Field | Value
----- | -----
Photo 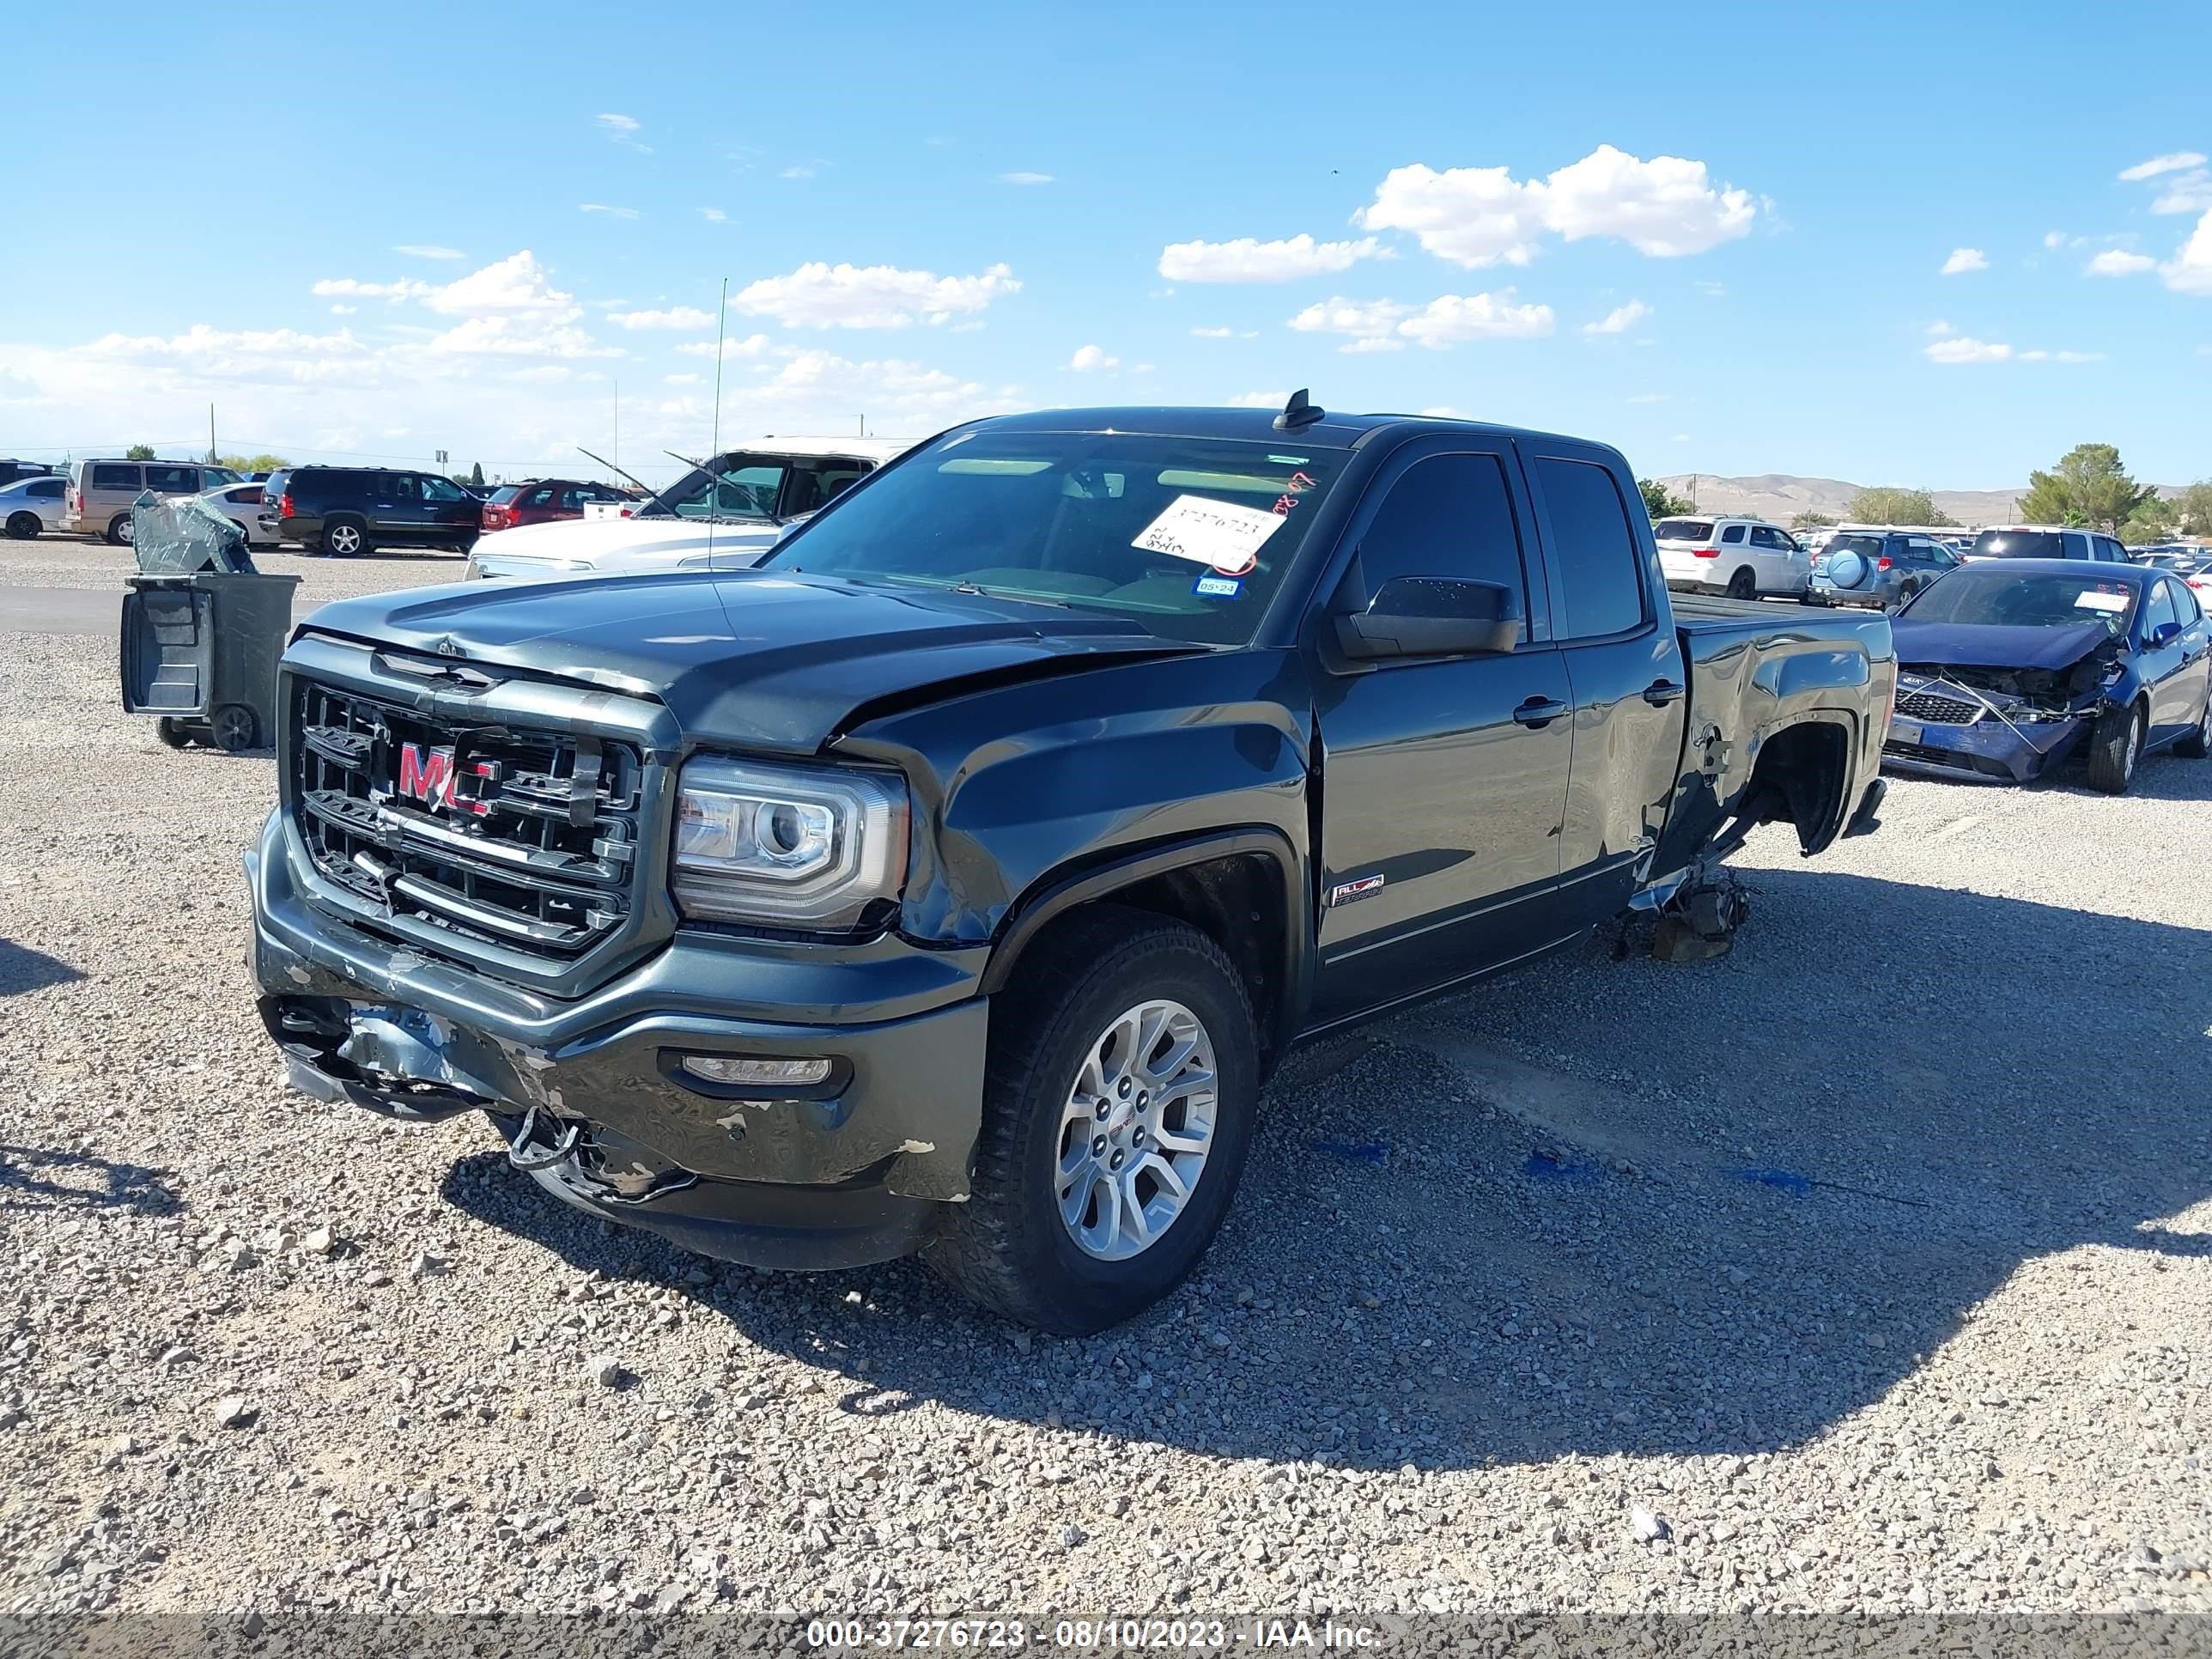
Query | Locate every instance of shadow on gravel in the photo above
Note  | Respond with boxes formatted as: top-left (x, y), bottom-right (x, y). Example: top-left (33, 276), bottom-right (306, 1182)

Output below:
top-left (0, 1144), bottom-right (183, 1217)
top-left (0, 939), bottom-right (83, 999)
top-left (443, 871), bottom-right (2212, 1474)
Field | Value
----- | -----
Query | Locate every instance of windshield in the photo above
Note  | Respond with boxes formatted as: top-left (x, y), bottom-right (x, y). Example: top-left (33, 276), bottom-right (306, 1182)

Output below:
top-left (759, 430), bottom-right (1352, 646)
top-left (1902, 571), bottom-right (2137, 635)
top-left (1971, 529), bottom-right (2066, 559)
top-left (1651, 519), bottom-right (1713, 542)
top-left (488, 485), bottom-right (525, 506)
top-left (641, 453), bottom-right (792, 522)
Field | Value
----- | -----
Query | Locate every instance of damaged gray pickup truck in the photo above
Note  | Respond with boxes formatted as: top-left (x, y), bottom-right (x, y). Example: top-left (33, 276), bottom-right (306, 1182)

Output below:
top-left (248, 402), bottom-right (1894, 1333)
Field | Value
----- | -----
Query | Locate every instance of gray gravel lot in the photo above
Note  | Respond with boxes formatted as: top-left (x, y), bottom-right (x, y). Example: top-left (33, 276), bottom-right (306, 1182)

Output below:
top-left (1, 603), bottom-right (2207, 1624)
top-left (0, 535), bottom-right (470, 605)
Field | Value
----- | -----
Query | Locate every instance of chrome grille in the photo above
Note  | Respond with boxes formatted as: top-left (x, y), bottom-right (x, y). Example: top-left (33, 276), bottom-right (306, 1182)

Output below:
top-left (289, 679), bottom-right (642, 965)
top-left (1896, 689), bottom-right (1984, 726)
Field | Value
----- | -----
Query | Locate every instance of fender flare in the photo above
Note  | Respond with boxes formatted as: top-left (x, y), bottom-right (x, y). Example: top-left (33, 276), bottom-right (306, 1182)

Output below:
top-left (981, 827), bottom-right (1312, 1054)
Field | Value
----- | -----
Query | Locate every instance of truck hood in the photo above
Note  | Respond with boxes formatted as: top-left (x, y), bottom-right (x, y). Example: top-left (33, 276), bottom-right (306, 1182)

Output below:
top-left (474, 514), bottom-right (781, 570)
top-left (299, 569), bottom-right (1202, 753)
top-left (1890, 619), bottom-right (2113, 673)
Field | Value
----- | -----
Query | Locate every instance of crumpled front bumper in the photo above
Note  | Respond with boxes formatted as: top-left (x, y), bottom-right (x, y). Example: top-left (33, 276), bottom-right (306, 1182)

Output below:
top-left (1881, 711), bottom-right (2088, 783)
top-left (246, 810), bottom-right (990, 1269)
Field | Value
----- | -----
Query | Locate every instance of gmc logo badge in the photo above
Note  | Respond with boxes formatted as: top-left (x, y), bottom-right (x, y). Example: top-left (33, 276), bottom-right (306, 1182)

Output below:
top-left (397, 743), bottom-right (494, 817)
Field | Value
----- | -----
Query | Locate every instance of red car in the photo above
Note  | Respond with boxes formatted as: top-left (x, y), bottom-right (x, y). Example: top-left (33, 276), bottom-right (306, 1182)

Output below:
top-left (479, 478), bottom-right (634, 533)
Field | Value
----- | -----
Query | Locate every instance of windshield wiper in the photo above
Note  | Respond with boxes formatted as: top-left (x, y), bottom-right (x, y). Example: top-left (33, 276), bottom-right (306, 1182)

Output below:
top-left (576, 445), bottom-right (686, 521)
top-left (663, 449), bottom-right (781, 526)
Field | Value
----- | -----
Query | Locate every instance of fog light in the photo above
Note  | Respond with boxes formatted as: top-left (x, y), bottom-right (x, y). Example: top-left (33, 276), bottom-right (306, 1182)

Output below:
top-left (678, 1055), bottom-right (831, 1087)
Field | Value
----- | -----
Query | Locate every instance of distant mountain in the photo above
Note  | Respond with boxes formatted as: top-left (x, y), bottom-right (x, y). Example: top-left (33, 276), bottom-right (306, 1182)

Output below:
top-left (1652, 473), bottom-right (2037, 526)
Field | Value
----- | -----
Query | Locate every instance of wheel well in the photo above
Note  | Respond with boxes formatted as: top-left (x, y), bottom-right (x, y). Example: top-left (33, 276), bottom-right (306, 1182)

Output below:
top-left (1737, 720), bottom-right (1850, 853)
top-left (1014, 853), bottom-right (1289, 1070)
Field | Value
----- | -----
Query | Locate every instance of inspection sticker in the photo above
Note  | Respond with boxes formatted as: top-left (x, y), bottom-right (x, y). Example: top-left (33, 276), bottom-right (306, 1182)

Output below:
top-left (1192, 574), bottom-right (1243, 599)
top-left (1132, 494), bottom-right (1285, 576)
top-left (2075, 589), bottom-right (2130, 613)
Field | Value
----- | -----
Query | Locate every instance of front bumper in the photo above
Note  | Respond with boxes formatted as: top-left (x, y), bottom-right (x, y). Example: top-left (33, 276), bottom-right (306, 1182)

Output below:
top-left (246, 811), bottom-right (991, 1270)
top-left (1881, 713), bottom-right (2087, 783)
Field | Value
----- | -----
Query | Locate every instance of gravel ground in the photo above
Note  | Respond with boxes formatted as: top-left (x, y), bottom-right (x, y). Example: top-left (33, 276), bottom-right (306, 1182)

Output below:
top-left (0, 534), bottom-right (468, 604)
top-left (1, 621), bottom-right (2207, 1626)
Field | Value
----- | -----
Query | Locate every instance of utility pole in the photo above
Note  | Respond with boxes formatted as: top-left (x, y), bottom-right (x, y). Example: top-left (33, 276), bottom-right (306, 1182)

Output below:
top-left (208, 403), bottom-right (217, 465)
top-left (612, 379), bottom-right (619, 477)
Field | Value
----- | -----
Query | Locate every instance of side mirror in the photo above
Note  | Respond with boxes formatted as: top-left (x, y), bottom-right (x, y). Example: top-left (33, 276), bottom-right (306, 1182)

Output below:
top-left (1334, 575), bottom-right (1522, 661)
top-left (2150, 620), bottom-right (2183, 647)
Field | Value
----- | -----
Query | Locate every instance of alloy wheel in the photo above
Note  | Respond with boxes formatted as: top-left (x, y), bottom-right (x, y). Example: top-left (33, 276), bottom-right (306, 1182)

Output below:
top-left (1054, 998), bottom-right (1218, 1261)
top-left (327, 523), bottom-right (362, 556)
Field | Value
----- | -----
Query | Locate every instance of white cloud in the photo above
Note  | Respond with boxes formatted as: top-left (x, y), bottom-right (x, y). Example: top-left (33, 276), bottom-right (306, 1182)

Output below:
top-left (1924, 319), bottom-right (1954, 337)
top-left (308, 252), bottom-right (617, 361)
top-left (394, 245), bottom-right (464, 261)
top-left (739, 347), bottom-right (1024, 425)
top-left (1188, 325), bottom-right (1258, 338)
top-left (731, 261), bottom-right (1020, 328)
top-left (579, 203), bottom-right (641, 220)
top-left (1355, 145), bottom-right (1756, 268)
top-left (1939, 247), bottom-right (1989, 275)
top-left (597, 112), bottom-right (650, 153)
top-left (1000, 171), bottom-right (1054, 185)
top-left (665, 373), bottom-right (703, 386)
top-left (1289, 290), bottom-right (1553, 351)
top-left (1581, 300), bottom-right (1650, 336)
top-left (2162, 210), bottom-right (2212, 295)
top-left (780, 166), bottom-right (818, 180)
top-left (673, 332), bottom-right (774, 360)
top-left (607, 306), bottom-right (717, 331)
top-left (1068, 344), bottom-right (1119, 371)
top-left (2119, 151), bottom-right (2207, 181)
top-left (1157, 234), bottom-right (1388, 283)
top-left (312, 276), bottom-right (435, 303)
top-left (2042, 230), bottom-right (2069, 249)
top-left (328, 304), bottom-right (357, 316)
top-left (1925, 336), bottom-right (2012, 363)
top-left (421, 252), bottom-right (582, 319)
top-left (2152, 171), bottom-right (2212, 216)
top-left (698, 207), bottom-right (728, 222)
top-left (1224, 390), bottom-right (1291, 409)
top-left (2087, 249), bottom-right (2157, 276)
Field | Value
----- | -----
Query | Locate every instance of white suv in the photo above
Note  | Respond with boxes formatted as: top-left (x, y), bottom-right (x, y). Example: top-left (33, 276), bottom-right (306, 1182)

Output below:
top-left (1651, 515), bottom-right (1809, 599)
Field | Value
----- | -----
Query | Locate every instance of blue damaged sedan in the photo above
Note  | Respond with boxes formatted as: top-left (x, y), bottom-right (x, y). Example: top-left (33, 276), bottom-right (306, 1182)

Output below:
top-left (1882, 558), bottom-right (2212, 793)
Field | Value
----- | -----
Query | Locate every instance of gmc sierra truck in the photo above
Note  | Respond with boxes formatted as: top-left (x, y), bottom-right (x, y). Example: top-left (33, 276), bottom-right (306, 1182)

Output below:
top-left (246, 401), bottom-right (1894, 1334)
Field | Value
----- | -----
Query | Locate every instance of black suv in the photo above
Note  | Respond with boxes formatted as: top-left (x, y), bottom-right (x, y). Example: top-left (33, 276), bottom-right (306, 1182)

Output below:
top-left (261, 466), bottom-right (480, 557)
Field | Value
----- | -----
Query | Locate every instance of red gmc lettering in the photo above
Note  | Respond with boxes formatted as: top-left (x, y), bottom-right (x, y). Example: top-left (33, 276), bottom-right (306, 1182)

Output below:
top-left (397, 744), bottom-right (493, 816)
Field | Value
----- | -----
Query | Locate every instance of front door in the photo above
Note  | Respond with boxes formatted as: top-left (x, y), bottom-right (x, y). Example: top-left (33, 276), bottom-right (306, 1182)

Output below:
top-left (1310, 443), bottom-right (1573, 1025)
top-left (2142, 578), bottom-right (2208, 743)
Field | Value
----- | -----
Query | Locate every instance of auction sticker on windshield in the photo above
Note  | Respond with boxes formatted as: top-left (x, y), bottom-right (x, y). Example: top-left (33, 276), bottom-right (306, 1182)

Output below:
top-left (2075, 590), bottom-right (2130, 613)
top-left (1132, 494), bottom-right (1286, 576)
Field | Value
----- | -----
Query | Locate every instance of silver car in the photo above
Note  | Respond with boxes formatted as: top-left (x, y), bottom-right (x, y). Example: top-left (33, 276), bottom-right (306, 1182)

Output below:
top-left (1, 473), bottom-right (67, 539)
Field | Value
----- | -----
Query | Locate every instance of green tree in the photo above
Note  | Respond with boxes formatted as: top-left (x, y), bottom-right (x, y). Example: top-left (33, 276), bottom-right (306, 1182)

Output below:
top-left (124, 443), bottom-right (156, 461)
top-left (2173, 480), bottom-right (2212, 537)
top-left (2017, 443), bottom-right (2154, 533)
top-left (468, 461), bottom-right (485, 489)
top-left (1790, 511), bottom-right (1836, 529)
top-left (1638, 478), bottom-right (1694, 518)
top-left (2121, 497), bottom-right (2179, 545)
top-left (1849, 486), bottom-right (1955, 526)
top-left (218, 453), bottom-right (290, 474)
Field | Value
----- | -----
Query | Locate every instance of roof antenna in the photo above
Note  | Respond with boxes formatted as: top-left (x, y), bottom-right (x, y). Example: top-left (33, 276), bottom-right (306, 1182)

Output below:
top-left (1273, 388), bottom-right (1324, 432)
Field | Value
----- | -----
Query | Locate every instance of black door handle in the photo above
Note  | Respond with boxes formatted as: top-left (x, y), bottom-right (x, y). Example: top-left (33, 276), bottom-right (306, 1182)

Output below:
top-left (1643, 679), bottom-right (1686, 707)
top-left (1512, 696), bottom-right (1568, 728)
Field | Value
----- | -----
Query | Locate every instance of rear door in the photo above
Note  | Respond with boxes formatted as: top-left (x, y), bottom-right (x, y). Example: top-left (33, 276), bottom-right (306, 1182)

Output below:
top-left (418, 473), bottom-right (474, 538)
top-left (1520, 442), bottom-right (1692, 931)
top-left (1310, 439), bottom-right (1573, 1024)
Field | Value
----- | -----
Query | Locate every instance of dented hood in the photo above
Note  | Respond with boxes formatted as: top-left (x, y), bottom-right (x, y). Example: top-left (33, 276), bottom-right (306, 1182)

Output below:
top-left (298, 569), bottom-right (1199, 753)
top-left (1890, 619), bottom-right (2112, 674)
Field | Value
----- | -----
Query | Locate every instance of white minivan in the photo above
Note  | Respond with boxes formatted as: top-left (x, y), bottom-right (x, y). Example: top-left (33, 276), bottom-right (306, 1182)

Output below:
top-left (1652, 515), bottom-right (1809, 600)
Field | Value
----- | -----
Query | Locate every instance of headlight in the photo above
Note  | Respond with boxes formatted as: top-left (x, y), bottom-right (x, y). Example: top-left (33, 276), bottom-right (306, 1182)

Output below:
top-left (672, 757), bottom-right (908, 930)
top-left (463, 556), bottom-right (485, 580)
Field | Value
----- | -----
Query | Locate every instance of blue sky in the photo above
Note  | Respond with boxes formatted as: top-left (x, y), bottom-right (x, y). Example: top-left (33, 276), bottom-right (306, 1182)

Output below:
top-left (3, 0), bottom-right (2207, 487)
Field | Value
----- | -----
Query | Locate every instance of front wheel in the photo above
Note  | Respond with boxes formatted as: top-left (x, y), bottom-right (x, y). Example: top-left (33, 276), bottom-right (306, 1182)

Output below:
top-left (6, 512), bottom-right (39, 540)
top-left (108, 514), bottom-right (136, 546)
top-left (927, 908), bottom-right (1259, 1334)
top-left (2086, 701), bottom-right (2143, 794)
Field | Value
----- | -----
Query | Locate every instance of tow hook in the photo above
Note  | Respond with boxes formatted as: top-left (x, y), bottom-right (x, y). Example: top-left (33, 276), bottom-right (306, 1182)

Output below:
top-left (506, 1103), bottom-right (583, 1171)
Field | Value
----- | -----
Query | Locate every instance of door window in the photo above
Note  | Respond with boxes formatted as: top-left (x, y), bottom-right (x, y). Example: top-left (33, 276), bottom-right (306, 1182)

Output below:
top-left (421, 476), bottom-right (466, 502)
top-left (2060, 532), bottom-right (2089, 558)
top-left (1721, 524), bottom-right (1747, 544)
top-left (1352, 453), bottom-right (1529, 617)
top-left (1750, 526), bottom-right (1791, 551)
top-left (143, 465), bottom-right (195, 494)
top-left (2142, 581), bottom-right (2179, 636)
top-left (1533, 458), bottom-right (1647, 639)
top-left (90, 464), bottom-right (138, 490)
top-left (2172, 578), bottom-right (2204, 624)
top-left (29, 479), bottom-right (62, 498)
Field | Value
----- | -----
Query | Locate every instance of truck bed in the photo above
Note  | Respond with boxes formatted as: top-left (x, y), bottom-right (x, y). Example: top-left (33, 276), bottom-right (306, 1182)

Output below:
top-left (1652, 595), bottom-right (1895, 875)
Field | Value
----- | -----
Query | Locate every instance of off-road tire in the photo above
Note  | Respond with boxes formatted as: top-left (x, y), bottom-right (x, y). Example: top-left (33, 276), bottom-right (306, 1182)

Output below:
top-left (2086, 700), bottom-right (2143, 795)
top-left (926, 906), bottom-right (1260, 1334)
top-left (2176, 684), bottom-right (2212, 759)
top-left (1726, 568), bottom-right (1758, 600)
